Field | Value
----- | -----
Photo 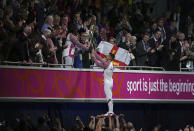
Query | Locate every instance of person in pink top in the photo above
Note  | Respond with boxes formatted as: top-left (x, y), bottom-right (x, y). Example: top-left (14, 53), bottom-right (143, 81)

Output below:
top-left (62, 25), bottom-right (91, 68)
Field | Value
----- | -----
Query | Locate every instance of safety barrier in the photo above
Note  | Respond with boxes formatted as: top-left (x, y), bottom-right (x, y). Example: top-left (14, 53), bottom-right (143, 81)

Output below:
top-left (0, 65), bottom-right (194, 103)
top-left (0, 61), bottom-right (193, 72)
top-left (0, 61), bottom-right (73, 67)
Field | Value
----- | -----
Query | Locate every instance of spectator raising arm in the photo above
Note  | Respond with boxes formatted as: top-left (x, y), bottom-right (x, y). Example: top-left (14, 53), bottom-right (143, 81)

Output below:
top-left (115, 115), bottom-right (120, 130)
top-left (108, 113), bottom-right (113, 130)
top-left (88, 116), bottom-right (95, 130)
top-left (119, 114), bottom-right (127, 130)
top-left (56, 118), bottom-right (62, 131)
top-left (76, 116), bottom-right (85, 130)
top-left (96, 115), bottom-right (105, 131)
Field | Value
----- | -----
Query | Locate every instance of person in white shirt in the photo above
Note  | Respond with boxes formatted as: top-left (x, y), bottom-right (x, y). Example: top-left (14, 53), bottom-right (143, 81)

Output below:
top-left (62, 25), bottom-right (90, 68)
top-left (91, 49), bottom-right (115, 116)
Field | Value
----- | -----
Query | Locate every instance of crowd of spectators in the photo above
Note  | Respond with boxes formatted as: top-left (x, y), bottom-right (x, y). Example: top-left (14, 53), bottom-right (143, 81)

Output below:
top-left (0, 113), bottom-right (193, 131)
top-left (0, 0), bottom-right (194, 71)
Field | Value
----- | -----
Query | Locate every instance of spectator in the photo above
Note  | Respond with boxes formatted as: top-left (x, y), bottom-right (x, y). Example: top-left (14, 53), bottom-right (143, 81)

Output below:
top-left (28, 32), bottom-right (44, 63)
top-left (152, 125), bottom-right (160, 131)
top-left (116, 27), bottom-right (129, 46)
top-left (167, 34), bottom-right (181, 71)
top-left (180, 40), bottom-right (190, 68)
top-left (34, 0), bottom-right (45, 31)
top-left (73, 34), bottom-right (83, 68)
top-left (91, 15), bottom-right (97, 26)
top-left (41, 15), bottom-right (53, 33)
top-left (81, 17), bottom-right (90, 34)
top-left (0, 0), bottom-right (193, 71)
top-left (40, 29), bottom-right (54, 64)
top-left (73, 11), bottom-right (82, 30)
top-left (60, 15), bottom-right (69, 40)
top-left (0, 18), bottom-right (8, 60)
top-left (10, 26), bottom-right (32, 63)
top-left (127, 122), bottom-right (135, 131)
top-left (80, 31), bottom-right (92, 68)
top-left (62, 24), bottom-right (77, 68)
top-left (189, 42), bottom-right (194, 69)
top-left (0, 112), bottom-right (193, 131)
top-left (118, 33), bottom-right (131, 50)
top-left (131, 8), bottom-right (145, 35)
top-left (88, 24), bottom-right (98, 48)
top-left (148, 30), bottom-right (163, 67)
top-left (160, 34), bottom-right (177, 70)
top-left (106, 21), bottom-right (115, 38)
top-left (46, 33), bottom-right (58, 64)
top-left (26, 114), bottom-right (36, 131)
top-left (4, 6), bottom-right (23, 37)
top-left (62, 24), bottom-right (90, 68)
top-left (37, 116), bottom-right (50, 131)
top-left (172, 6), bottom-right (181, 31)
top-left (53, 15), bottom-right (61, 26)
top-left (51, 25), bottom-right (64, 64)
top-left (166, 21), bottom-right (178, 40)
top-left (177, 32), bottom-right (185, 58)
top-left (136, 33), bottom-right (150, 66)
top-left (190, 125), bottom-right (194, 131)
top-left (184, 125), bottom-right (190, 131)
top-left (129, 36), bottom-right (137, 66)
top-left (108, 37), bottom-right (116, 45)
top-left (157, 18), bottom-right (166, 42)
top-left (149, 22), bottom-right (158, 37)
top-left (97, 27), bottom-right (107, 44)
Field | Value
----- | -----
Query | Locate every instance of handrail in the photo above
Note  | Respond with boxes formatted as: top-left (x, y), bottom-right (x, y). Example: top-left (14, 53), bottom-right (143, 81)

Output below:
top-left (0, 61), bottom-right (73, 67)
top-left (114, 66), bottom-right (165, 71)
top-left (180, 68), bottom-right (194, 72)
top-left (1, 61), bottom-right (193, 71)
top-left (179, 62), bottom-right (194, 72)
top-left (90, 65), bottom-right (165, 71)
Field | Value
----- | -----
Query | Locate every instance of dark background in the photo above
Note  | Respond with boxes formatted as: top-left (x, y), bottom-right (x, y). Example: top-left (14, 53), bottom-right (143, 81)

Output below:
top-left (0, 102), bottom-right (194, 130)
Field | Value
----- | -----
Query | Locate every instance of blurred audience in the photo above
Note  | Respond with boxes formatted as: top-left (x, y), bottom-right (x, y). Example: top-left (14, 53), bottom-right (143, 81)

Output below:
top-left (1, 112), bottom-right (192, 131)
top-left (0, 0), bottom-right (194, 71)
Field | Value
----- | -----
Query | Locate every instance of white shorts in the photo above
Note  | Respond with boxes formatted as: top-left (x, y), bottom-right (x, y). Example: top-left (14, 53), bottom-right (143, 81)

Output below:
top-left (104, 80), bottom-right (113, 101)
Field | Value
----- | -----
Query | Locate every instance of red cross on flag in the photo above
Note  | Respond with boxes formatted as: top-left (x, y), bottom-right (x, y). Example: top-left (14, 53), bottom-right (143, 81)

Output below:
top-left (96, 41), bottom-right (131, 67)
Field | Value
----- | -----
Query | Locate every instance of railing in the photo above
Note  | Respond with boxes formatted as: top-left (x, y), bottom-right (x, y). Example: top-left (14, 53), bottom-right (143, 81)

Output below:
top-left (0, 61), bottom-right (73, 67)
top-left (180, 68), bottom-right (194, 72)
top-left (0, 61), bottom-right (194, 72)
top-left (179, 62), bottom-right (194, 72)
top-left (91, 65), bottom-right (165, 71)
top-left (114, 66), bottom-right (165, 71)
